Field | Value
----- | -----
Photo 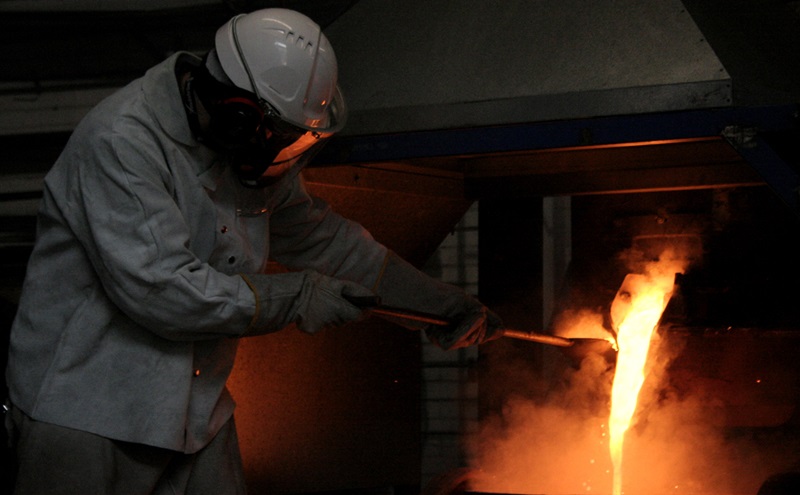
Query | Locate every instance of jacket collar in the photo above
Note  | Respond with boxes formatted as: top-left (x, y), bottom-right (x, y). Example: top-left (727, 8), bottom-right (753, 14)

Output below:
top-left (142, 51), bottom-right (200, 147)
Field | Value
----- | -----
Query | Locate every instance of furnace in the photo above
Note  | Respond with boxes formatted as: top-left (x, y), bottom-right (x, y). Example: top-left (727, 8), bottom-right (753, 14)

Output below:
top-left (317, 1), bottom-right (800, 492)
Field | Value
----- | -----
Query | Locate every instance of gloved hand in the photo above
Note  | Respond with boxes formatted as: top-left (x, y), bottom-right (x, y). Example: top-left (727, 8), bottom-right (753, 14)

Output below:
top-left (240, 269), bottom-right (376, 335)
top-left (374, 252), bottom-right (503, 350)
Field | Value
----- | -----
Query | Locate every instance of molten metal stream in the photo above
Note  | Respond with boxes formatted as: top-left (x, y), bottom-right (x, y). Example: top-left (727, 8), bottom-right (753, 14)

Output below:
top-left (608, 275), bottom-right (673, 495)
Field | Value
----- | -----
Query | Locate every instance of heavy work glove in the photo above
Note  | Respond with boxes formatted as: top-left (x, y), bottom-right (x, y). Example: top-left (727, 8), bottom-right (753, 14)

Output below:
top-left (374, 252), bottom-right (503, 350)
top-left (241, 269), bottom-right (376, 335)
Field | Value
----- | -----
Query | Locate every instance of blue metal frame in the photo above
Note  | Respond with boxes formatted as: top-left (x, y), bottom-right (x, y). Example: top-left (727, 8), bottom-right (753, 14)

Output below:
top-left (315, 104), bottom-right (797, 164)
top-left (726, 133), bottom-right (800, 217)
top-left (313, 103), bottom-right (800, 216)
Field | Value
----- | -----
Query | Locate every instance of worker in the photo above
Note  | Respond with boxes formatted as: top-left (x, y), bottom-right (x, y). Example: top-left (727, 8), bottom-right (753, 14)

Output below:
top-left (3, 8), bottom-right (501, 495)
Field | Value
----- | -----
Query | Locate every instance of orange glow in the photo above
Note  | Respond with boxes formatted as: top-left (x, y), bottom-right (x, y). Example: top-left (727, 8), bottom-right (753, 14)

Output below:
top-left (608, 273), bottom-right (675, 495)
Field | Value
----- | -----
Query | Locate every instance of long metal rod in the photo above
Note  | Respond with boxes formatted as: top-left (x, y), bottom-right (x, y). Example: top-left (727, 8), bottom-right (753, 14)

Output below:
top-left (499, 329), bottom-right (574, 347)
top-left (367, 307), bottom-right (575, 347)
top-left (368, 307), bottom-right (450, 326)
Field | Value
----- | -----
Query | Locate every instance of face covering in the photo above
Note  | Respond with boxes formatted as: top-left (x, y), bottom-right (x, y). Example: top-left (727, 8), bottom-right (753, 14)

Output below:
top-left (228, 122), bottom-right (328, 188)
top-left (187, 67), bottom-right (329, 187)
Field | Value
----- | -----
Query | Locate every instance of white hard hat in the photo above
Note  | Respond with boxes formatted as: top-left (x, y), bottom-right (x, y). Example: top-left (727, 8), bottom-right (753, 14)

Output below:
top-left (215, 8), bottom-right (347, 133)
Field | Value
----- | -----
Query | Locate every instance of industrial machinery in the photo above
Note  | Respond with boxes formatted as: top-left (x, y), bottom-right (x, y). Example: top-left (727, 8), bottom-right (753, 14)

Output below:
top-left (1, 1), bottom-right (799, 494)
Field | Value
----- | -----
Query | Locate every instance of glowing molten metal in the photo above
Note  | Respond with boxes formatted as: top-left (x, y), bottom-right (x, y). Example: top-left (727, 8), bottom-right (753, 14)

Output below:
top-left (608, 273), bottom-right (674, 495)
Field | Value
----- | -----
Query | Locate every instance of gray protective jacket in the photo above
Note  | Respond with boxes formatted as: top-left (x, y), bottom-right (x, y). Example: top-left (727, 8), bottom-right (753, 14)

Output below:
top-left (5, 52), bottom-right (387, 453)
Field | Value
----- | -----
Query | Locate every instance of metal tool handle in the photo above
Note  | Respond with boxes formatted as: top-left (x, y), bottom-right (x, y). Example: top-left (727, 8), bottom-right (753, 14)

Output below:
top-left (500, 329), bottom-right (574, 347)
top-left (367, 307), bottom-right (452, 326)
top-left (343, 293), bottom-right (452, 326)
top-left (344, 293), bottom-right (576, 347)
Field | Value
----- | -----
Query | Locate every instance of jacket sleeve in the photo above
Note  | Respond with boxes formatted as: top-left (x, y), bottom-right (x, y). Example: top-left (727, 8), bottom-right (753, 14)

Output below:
top-left (266, 174), bottom-right (388, 289)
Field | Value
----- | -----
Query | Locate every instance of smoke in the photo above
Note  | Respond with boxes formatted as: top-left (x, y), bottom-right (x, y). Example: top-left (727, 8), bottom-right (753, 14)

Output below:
top-left (465, 248), bottom-right (800, 494)
top-left (466, 350), bottom-right (617, 494)
top-left (468, 332), bottom-right (799, 494)
top-left (552, 307), bottom-right (610, 341)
